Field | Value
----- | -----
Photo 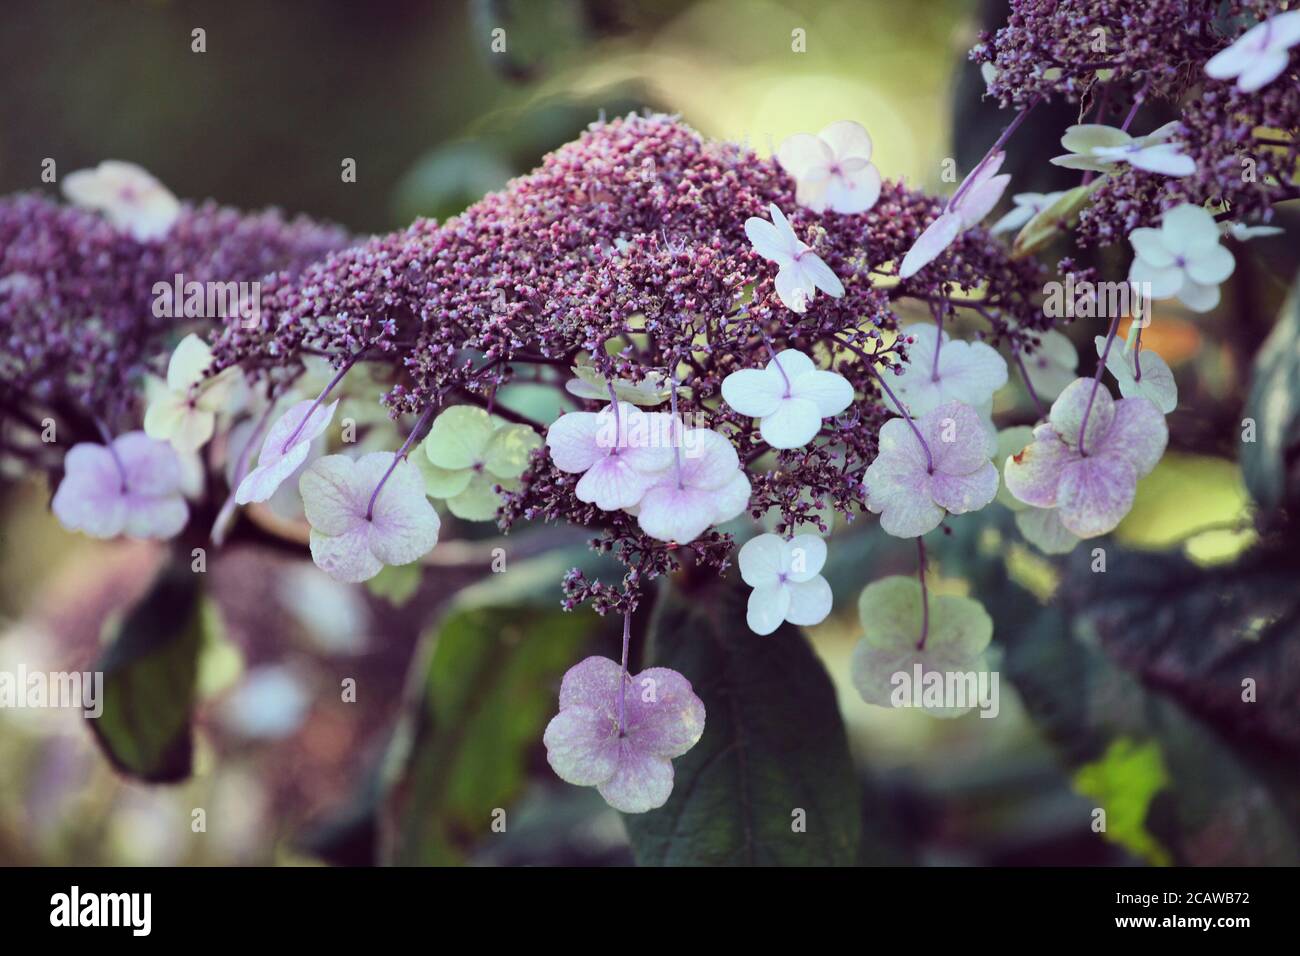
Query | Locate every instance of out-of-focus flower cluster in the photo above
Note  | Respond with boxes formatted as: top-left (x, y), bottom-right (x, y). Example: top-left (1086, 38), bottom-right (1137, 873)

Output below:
top-left (0, 193), bottom-right (352, 434)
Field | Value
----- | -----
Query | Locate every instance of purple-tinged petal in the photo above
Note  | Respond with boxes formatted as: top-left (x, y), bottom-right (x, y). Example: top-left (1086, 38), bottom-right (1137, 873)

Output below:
top-left (545, 411), bottom-right (603, 473)
top-left (1056, 455), bottom-right (1137, 538)
top-left (899, 212), bottom-right (961, 279)
top-left (308, 525), bottom-right (384, 583)
top-left (711, 470), bottom-right (752, 524)
top-left (677, 428), bottom-right (740, 489)
top-left (626, 666), bottom-right (706, 758)
top-left (1049, 378), bottom-right (1114, 451)
top-left (575, 455), bottom-right (656, 510)
top-left (1098, 397), bottom-right (1168, 476)
top-left (558, 656), bottom-right (623, 715)
top-left (637, 483), bottom-right (722, 543)
top-left (1003, 424), bottom-right (1073, 508)
top-left (236, 441), bottom-right (311, 505)
top-left (122, 495), bottom-right (189, 539)
top-left (543, 705), bottom-right (620, 786)
top-left (929, 461), bottom-right (999, 515)
top-left (597, 743), bottom-right (675, 814)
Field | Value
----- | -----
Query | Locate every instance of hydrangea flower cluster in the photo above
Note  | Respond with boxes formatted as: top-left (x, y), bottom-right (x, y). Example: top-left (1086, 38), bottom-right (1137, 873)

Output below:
top-left (8, 16), bottom-right (1289, 818)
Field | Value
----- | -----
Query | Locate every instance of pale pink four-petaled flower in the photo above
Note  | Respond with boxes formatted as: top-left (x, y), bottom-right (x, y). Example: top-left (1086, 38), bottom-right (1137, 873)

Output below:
top-left (545, 402), bottom-right (675, 510)
top-left (299, 453), bottom-right (441, 583)
top-left (545, 405), bottom-right (750, 544)
top-left (776, 120), bottom-right (883, 215)
top-left (543, 655), bottom-right (706, 814)
top-left (864, 400), bottom-right (1000, 538)
top-left (52, 431), bottom-right (189, 540)
top-left (1004, 378), bottom-right (1167, 538)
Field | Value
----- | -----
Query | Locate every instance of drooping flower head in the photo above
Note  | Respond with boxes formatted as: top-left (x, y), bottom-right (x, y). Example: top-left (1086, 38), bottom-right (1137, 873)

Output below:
top-left (543, 655), bottom-right (705, 814)
top-left (850, 576), bottom-right (993, 718)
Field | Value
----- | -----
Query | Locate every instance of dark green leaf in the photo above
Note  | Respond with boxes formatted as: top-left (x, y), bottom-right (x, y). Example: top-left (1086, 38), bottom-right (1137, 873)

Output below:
top-left (1241, 272), bottom-right (1300, 518)
top-left (623, 575), bottom-right (861, 866)
top-left (87, 560), bottom-right (203, 783)
top-left (925, 510), bottom-right (1300, 864)
top-left (380, 544), bottom-right (620, 865)
top-left (1067, 544), bottom-right (1300, 757)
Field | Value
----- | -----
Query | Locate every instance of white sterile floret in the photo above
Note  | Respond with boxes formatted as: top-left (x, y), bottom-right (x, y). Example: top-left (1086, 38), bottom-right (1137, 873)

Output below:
top-left (990, 191), bottom-right (1069, 235)
top-left (738, 533), bottom-right (833, 635)
top-left (1127, 204), bottom-right (1235, 314)
top-left (744, 203), bottom-right (845, 313)
top-left (890, 323), bottom-right (1008, 417)
top-left (1204, 11), bottom-right (1300, 93)
top-left (721, 348), bottom-right (853, 449)
top-left (1050, 123), bottom-right (1195, 177)
top-left (62, 160), bottom-right (181, 241)
top-left (775, 120), bottom-right (882, 215)
top-left (143, 334), bottom-right (243, 453)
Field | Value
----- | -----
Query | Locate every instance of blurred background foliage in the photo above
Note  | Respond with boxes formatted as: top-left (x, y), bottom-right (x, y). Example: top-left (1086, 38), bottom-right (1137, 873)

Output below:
top-left (0, 0), bottom-right (1296, 866)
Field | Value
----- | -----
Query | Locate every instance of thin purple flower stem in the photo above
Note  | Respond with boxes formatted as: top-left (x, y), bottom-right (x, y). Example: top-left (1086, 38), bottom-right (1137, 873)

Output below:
top-left (949, 97), bottom-right (1039, 210)
top-left (669, 372), bottom-right (684, 488)
top-left (210, 396), bottom-right (279, 545)
top-left (930, 302), bottom-right (945, 382)
top-left (281, 353), bottom-right (359, 454)
top-left (1013, 348), bottom-right (1048, 419)
top-left (1120, 79), bottom-right (1150, 133)
top-left (1133, 325), bottom-right (1144, 382)
top-left (762, 334), bottom-right (792, 393)
top-left (835, 335), bottom-right (935, 473)
top-left (94, 418), bottom-right (128, 492)
top-left (916, 536), bottom-right (930, 651)
top-left (606, 379), bottom-right (622, 450)
top-left (618, 608), bottom-right (632, 737)
top-left (365, 405), bottom-right (435, 521)
top-left (1079, 312), bottom-right (1121, 456)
